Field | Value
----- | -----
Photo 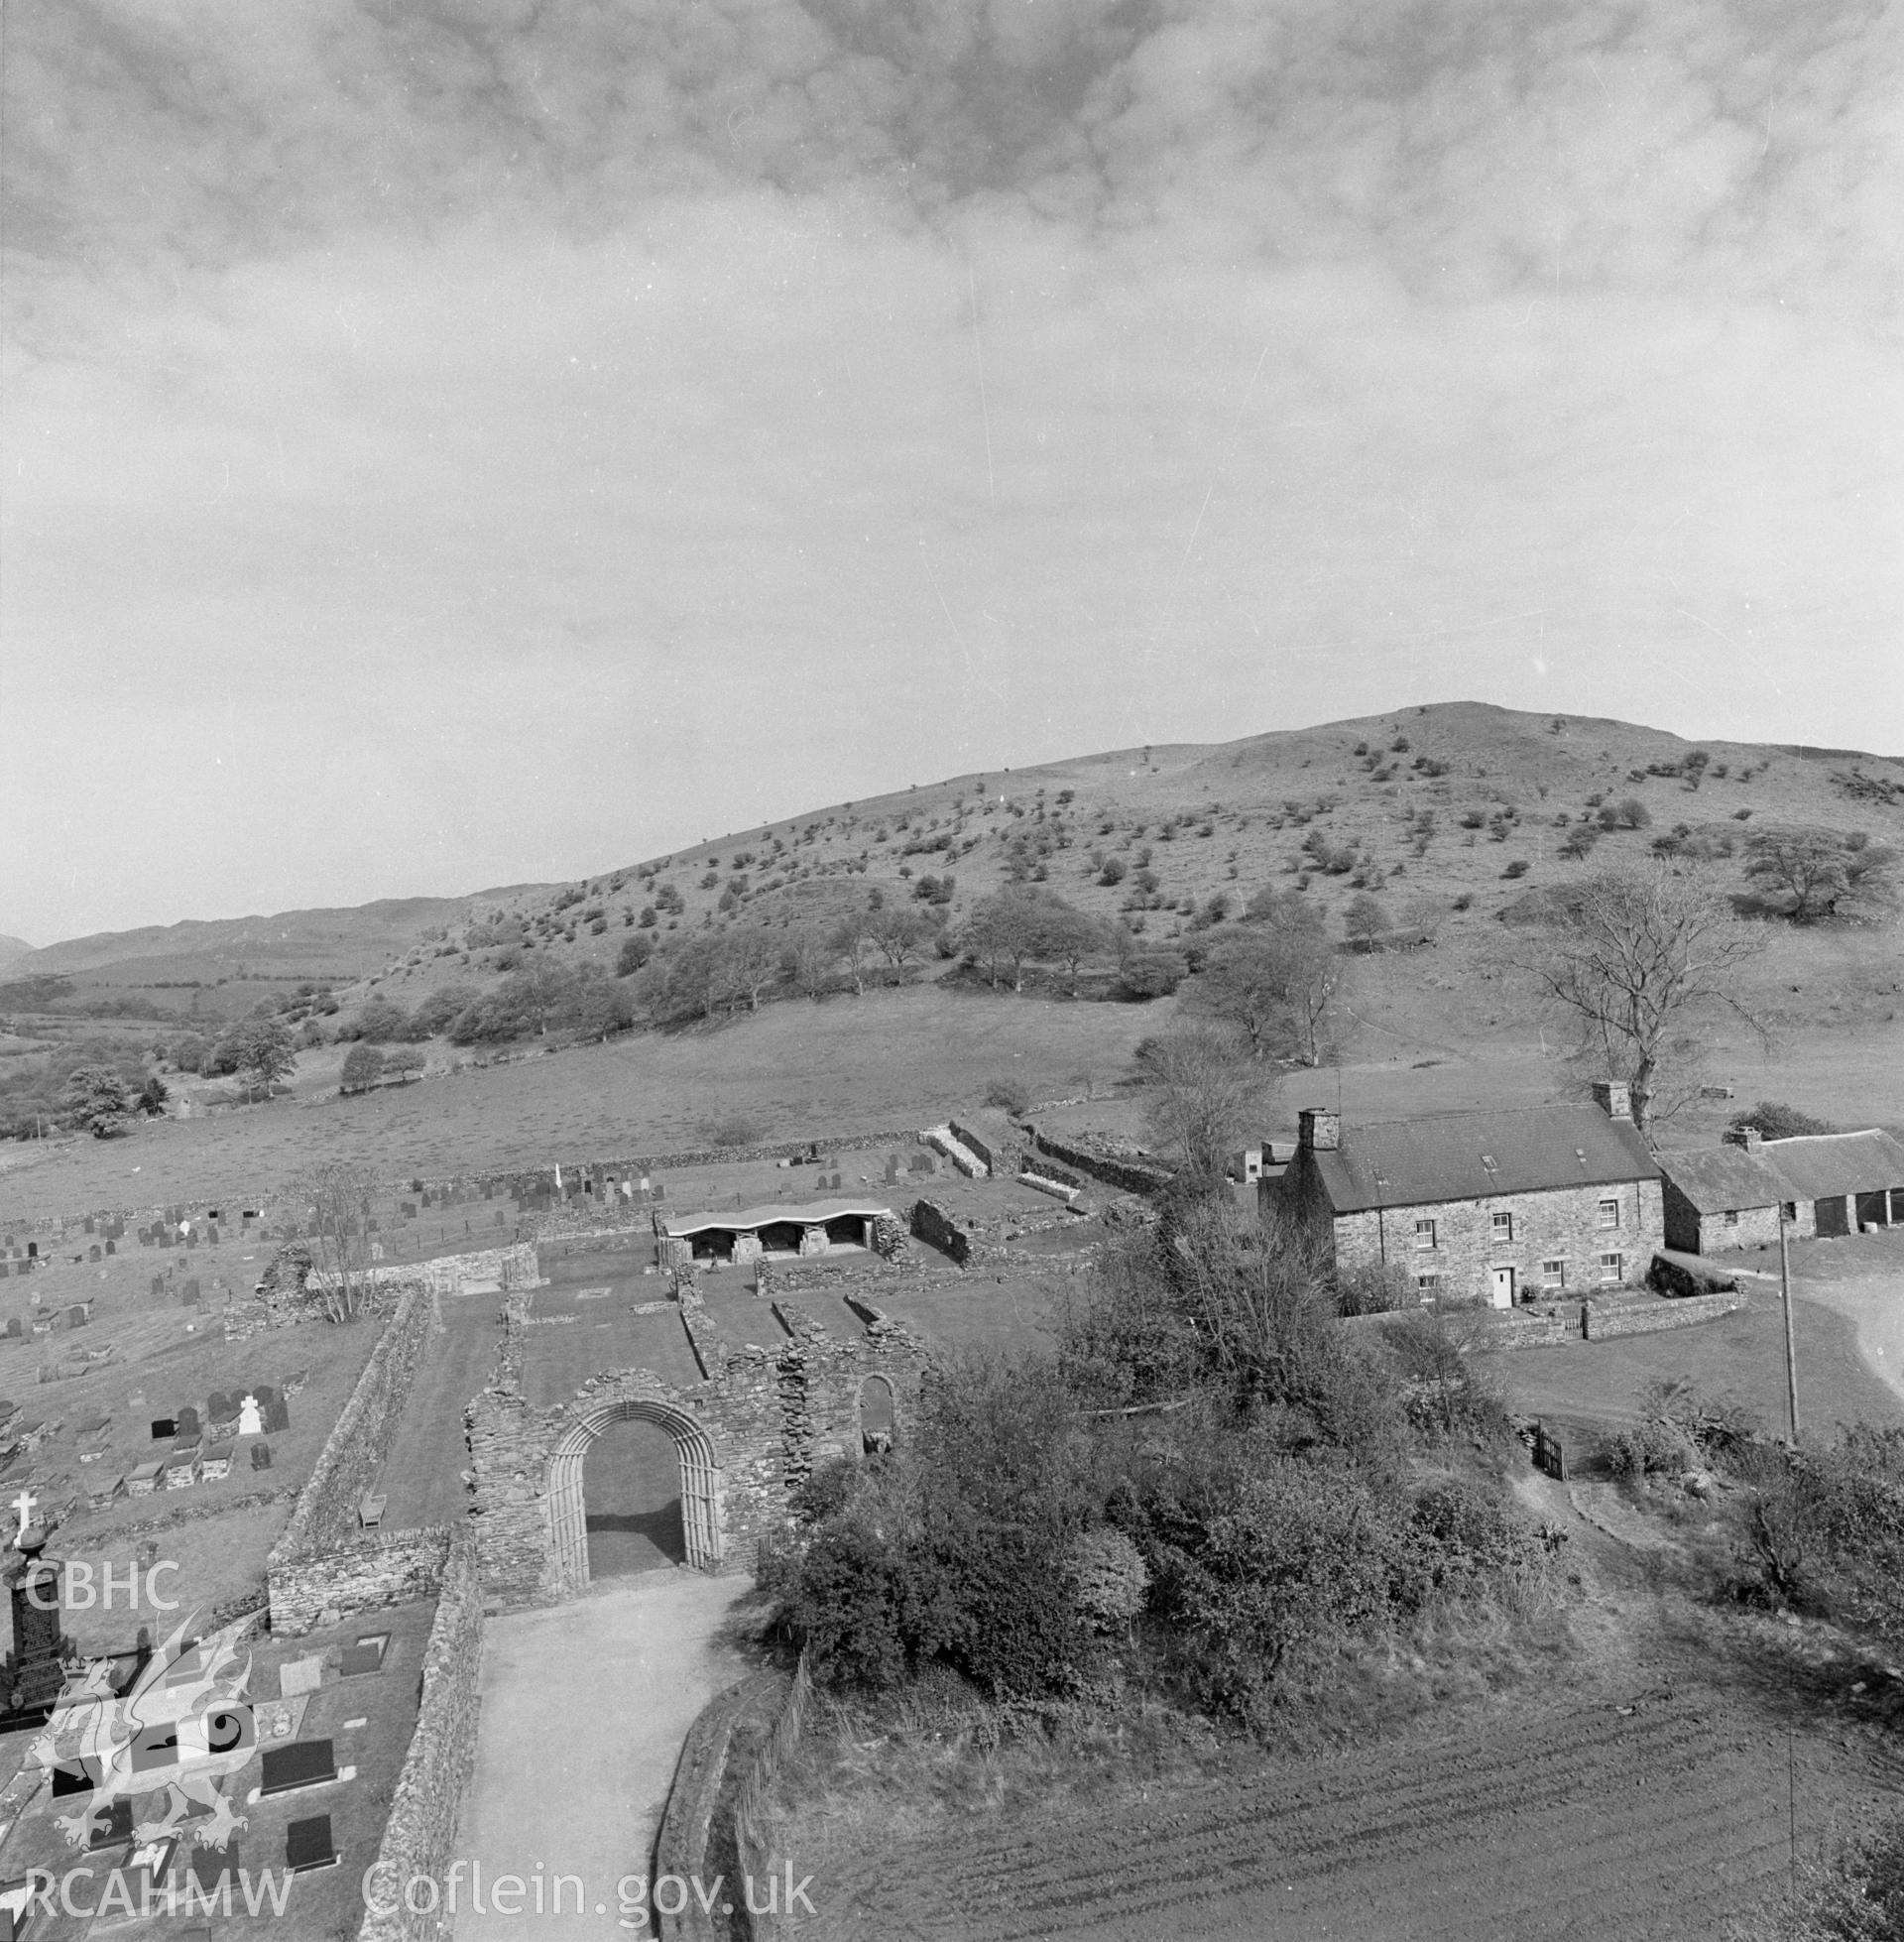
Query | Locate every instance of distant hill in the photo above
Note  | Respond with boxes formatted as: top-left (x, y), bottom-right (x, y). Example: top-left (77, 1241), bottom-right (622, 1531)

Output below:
top-left (16, 703), bottom-right (1904, 1026)
top-left (0, 936), bottom-right (32, 972)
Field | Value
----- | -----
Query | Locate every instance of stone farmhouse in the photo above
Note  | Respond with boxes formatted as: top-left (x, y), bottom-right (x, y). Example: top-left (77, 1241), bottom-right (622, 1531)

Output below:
top-left (1656, 1127), bottom-right (1904, 1255)
top-left (1261, 1083), bottom-right (1664, 1308)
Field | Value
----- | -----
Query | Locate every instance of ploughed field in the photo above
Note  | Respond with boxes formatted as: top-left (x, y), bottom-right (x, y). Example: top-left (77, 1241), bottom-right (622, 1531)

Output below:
top-left (796, 1682), bottom-right (1895, 1941)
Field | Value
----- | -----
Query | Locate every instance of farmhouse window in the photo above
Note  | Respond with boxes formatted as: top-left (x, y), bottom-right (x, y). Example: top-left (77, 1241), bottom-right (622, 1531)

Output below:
top-left (1490, 1211), bottom-right (1513, 1242)
top-left (1782, 1203), bottom-right (1798, 1222)
top-left (1414, 1219), bottom-right (1437, 1250)
top-left (1598, 1197), bottom-right (1621, 1228)
top-left (1541, 1260), bottom-right (1566, 1288)
top-left (1724, 1210), bottom-right (1738, 1227)
top-left (1599, 1252), bottom-right (1622, 1283)
top-left (1415, 1274), bottom-right (1440, 1301)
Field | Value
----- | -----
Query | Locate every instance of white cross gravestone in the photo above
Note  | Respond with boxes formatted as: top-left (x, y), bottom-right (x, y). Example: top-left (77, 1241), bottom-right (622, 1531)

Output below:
top-left (237, 1395), bottom-right (264, 1437)
top-left (12, 1488), bottom-right (37, 1543)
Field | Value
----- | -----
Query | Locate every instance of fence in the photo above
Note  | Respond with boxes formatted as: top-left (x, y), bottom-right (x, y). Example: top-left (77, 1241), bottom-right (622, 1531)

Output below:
top-left (733, 1650), bottom-right (813, 1942)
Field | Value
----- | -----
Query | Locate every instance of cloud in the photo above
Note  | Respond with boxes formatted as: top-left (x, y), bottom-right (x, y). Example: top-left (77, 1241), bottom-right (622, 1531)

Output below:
top-left (3, 0), bottom-right (1899, 936)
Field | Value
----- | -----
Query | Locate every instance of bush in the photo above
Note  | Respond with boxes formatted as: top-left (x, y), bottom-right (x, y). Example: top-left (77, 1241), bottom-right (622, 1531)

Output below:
top-left (1728, 1101), bottom-right (1837, 1141)
top-left (983, 1077), bottom-right (1030, 1115)
top-left (1599, 1418), bottom-right (1697, 1477)
top-left (1117, 950), bottom-right (1188, 999)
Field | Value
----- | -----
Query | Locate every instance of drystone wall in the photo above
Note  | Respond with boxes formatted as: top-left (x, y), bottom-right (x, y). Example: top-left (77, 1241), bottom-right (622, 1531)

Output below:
top-left (357, 1530), bottom-right (484, 1942)
top-left (270, 1525), bottom-right (454, 1637)
top-left (1584, 1288), bottom-right (1747, 1338)
top-left (272, 1282), bottom-right (437, 1561)
top-left (1026, 1129), bottom-right (1172, 1195)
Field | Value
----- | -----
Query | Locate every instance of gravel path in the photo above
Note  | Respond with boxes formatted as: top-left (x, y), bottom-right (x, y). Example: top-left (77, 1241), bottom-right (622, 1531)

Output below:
top-left (452, 1571), bottom-right (753, 1939)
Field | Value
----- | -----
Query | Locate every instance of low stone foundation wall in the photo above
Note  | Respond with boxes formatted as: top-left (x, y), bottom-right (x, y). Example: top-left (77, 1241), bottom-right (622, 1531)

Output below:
top-left (1479, 1306), bottom-right (1585, 1349)
top-left (1584, 1289), bottom-right (1748, 1339)
top-left (357, 1530), bottom-right (484, 1942)
top-left (1648, 1250), bottom-right (1741, 1298)
top-left (358, 1242), bottom-right (539, 1295)
top-left (269, 1525), bottom-right (453, 1637)
top-left (272, 1282), bottom-right (437, 1560)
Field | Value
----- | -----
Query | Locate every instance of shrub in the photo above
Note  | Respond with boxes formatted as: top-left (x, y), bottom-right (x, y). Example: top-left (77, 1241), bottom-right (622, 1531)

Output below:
top-left (984, 1077), bottom-right (1031, 1115)
top-left (1727, 1101), bottom-right (1837, 1141)
top-left (1070, 1527), bottom-right (1149, 1634)
top-left (1502, 859), bottom-right (1530, 879)
top-left (1599, 1418), bottom-right (1697, 1477)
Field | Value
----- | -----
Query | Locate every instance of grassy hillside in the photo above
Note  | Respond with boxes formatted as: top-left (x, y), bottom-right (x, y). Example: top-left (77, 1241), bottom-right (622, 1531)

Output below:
top-left (17, 703), bottom-right (1904, 1024)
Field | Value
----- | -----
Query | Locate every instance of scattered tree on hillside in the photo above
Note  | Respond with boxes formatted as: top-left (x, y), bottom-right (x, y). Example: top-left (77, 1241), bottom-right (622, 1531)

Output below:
top-left (383, 1045), bottom-right (425, 1083)
top-left (298, 1158), bottom-right (376, 1320)
top-left (229, 1019), bottom-right (297, 1102)
top-left (616, 933), bottom-right (654, 978)
top-left (867, 907), bottom-right (930, 974)
top-left (719, 929), bottom-right (782, 1012)
top-left (136, 1073), bottom-right (169, 1117)
top-left (1500, 865), bottom-right (1770, 1137)
top-left (780, 925), bottom-right (836, 999)
top-left (1344, 894), bottom-right (1389, 950)
top-left (63, 1064), bottom-right (130, 1138)
top-left (339, 1042), bottom-right (384, 1094)
top-left (1191, 892), bottom-right (1342, 1064)
top-left (828, 911), bottom-right (878, 995)
top-left (1742, 826), bottom-right (1899, 923)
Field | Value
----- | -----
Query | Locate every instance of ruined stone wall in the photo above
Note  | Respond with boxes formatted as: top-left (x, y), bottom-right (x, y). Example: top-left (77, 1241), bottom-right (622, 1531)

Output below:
top-left (357, 1242), bottom-right (539, 1294)
top-left (466, 1307), bottom-right (928, 1606)
top-left (908, 1198), bottom-right (972, 1266)
top-left (272, 1282), bottom-right (437, 1561)
top-left (357, 1530), bottom-right (484, 1942)
top-left (268, 1525), bottom-right (453, 1637)
top-left (1026, 1129), bottom-right (1172, 1195)
top-left (949, 1113), bottom-right (1023, 1179)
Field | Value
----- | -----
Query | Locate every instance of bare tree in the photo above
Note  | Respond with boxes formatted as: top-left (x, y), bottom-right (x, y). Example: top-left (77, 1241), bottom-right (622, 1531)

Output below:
top-left (299, 1158), bottom-right (377, 1320)
top-left (827, 911), bottom-right (878, 995)
top-left (1135, 1023), bottom-right (1275, 1176)
top-left (1501, 866), bottom-right (1770, 1137)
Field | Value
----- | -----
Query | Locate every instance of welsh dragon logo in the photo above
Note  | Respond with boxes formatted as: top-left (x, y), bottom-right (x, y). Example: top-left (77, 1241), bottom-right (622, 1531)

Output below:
top-left (31, 1617), bottom-right (255, 1854)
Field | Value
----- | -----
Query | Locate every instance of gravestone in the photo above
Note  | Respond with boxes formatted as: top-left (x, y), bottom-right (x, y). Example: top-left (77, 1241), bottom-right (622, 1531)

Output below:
top-left (151, 1277), bottom-right (165, 1298)
top-left (285, 1815), bottom-right (337, 1872)
top-left (3, 1321), bottom-right (18, 1340)
top-left (83, 1220), bottom-right (95, 1237)
top-left (189, 1839), bottom-right (238, 1893)
top-left (207, 1392), bottom-right (233, 1426)
top-left (88, 1247), bottom-right (100, 1264)
top-left (251, 1441), bottom-right (272, 1470)
top-left (205, 1225), bottom-right (218, 1246)
top-left (261, 1739), bottom-right (333, 1794)
top-left (150, 1418), bottom-right (178, 1441)
top-left (104, 1241), bottom-right (115, 1256)
top-left (237, 1395), bottom-right (263, 1436)
top-left (176, 1405), bottom-right (200, 1440)
top-left (338, 1643), bottom-right (382, 1678)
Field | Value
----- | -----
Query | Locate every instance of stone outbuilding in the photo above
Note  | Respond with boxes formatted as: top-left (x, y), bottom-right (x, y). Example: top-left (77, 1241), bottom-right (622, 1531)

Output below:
top-left (1657, 1127), bottom-right (1904, 1254)
top-left (659, 1200), bottom-right (895, 1267)
top-left (1260, 1083), bottom-right (1664, 1308)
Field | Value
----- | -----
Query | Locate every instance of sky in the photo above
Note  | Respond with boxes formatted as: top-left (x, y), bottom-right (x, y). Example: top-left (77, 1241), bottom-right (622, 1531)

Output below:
top-left (3, 0), bottom-right (1901, 945)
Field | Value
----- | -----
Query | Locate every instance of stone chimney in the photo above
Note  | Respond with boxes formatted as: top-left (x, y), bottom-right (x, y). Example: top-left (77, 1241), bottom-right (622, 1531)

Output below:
top-left (1725, 1124), bottom-right (1764, 1154)
top-left (1591, 1081), bottom-right (1632, 1122)
top-left (1297, 1109), bottom-right (1341, 1153)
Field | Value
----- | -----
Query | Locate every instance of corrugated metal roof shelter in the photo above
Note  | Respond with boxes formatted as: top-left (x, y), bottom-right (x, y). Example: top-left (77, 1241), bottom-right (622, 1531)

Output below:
top-left (663, 1200), bottom-right (892, 1238)
top-left (1658, 1130), bottom-right (1904, 1213)
top-left (1307, 1107), bottom-right (1658, 1213)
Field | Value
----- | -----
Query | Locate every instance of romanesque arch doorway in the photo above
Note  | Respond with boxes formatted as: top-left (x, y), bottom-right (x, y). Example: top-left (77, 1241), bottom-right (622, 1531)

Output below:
top-left (546, 1400), bottom-right (721, 1594)
top-left (859, 1376), bottom-right (895, 1454)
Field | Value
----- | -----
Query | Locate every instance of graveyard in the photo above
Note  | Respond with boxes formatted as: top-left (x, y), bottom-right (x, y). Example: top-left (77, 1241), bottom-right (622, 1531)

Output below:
top-left (0, 1105), bottom-right (1136, 1928)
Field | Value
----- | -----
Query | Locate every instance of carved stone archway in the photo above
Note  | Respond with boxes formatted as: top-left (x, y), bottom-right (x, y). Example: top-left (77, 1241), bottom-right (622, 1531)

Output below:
top-left (547, 1399), bottom-right (722, 1593)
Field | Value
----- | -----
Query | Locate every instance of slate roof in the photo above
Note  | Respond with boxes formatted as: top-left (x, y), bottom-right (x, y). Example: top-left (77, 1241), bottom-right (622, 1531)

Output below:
top-left (1305, 1107), bottom-right (1658, 1214)
top-left (1657, 1130), bottom-right (1904, 1213)
top-left (663, 1200), bottom-right (892, 1238)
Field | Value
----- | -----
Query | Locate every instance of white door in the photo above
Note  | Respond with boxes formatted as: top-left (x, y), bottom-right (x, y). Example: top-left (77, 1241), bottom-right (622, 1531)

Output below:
top-left (1490, 1266), bottom-right (1515, 1309)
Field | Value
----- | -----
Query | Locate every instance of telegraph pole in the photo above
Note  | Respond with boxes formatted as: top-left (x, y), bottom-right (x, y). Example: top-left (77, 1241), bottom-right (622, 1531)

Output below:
top-left (1778, 1203), bottom-right (1801, 1445)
